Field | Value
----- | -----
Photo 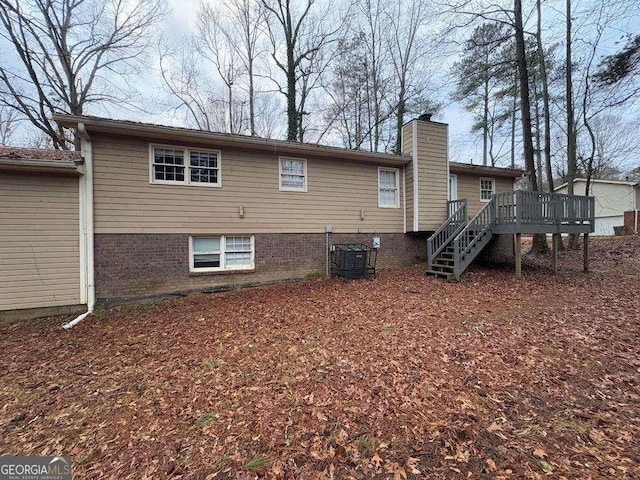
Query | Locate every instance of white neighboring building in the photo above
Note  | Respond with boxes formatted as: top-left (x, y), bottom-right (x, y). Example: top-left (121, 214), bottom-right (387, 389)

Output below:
top-left (555, 179), bottom-right (639, 236)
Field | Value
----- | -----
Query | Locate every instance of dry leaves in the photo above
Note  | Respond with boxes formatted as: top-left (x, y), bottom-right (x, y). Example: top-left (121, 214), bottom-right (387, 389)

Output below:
top-left (0, 236), bottom-right (639, 479)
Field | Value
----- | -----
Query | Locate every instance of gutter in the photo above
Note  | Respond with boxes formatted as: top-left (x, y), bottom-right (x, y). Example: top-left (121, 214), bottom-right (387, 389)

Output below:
top-left (53, 114), bottom-right (409, 167)
top-left (63, 123), bottom-right (95, 329)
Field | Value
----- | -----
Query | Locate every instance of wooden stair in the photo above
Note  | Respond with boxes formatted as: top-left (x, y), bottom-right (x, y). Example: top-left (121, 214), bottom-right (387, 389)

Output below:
top-left (426, 244), bottom-right (455, 280)
top-left (427, 199), bottom-right (494, 281)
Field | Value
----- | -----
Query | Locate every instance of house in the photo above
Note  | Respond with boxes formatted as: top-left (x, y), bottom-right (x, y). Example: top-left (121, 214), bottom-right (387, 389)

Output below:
top-left (1, 114), bottom-right (593, 321)
top-left (555, 179), bottom-right (639, 236)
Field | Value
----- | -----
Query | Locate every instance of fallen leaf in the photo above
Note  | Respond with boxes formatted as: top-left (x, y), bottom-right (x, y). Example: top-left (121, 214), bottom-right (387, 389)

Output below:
top-left (533, 447), bottom-right (546, 458)
top-left (406, 457), bottom-right (421, 474)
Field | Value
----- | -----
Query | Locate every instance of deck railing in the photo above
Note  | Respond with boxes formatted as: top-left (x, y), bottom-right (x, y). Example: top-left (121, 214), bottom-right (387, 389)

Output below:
top-left (427, 199), bottom-right (467, 270)
top-left (493, 190), bottom-right (595, 226)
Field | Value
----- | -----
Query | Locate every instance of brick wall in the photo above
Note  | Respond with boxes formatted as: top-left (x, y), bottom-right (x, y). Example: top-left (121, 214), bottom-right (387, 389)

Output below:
top-left (94, 233), bottom-right (425, 303)
top-left (624, 211), bottom-right (638, 234)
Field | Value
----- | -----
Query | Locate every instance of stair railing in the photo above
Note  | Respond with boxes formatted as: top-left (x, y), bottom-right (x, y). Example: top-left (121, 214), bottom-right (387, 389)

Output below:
top-left (427, 199), bottom-right (467, 270)
top-left (453, 197), bottom-right (495, 278)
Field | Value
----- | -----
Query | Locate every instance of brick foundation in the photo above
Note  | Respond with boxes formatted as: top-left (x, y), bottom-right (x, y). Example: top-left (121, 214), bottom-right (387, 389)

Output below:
top-left (94, 233), bottom-right (426, 302)
top-left (624, 211), bottom-right (639, 234)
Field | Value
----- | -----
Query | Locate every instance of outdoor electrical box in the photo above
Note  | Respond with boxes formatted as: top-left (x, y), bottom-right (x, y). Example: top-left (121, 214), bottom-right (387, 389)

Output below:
top-left (330, 244), bottom-right (377, 279)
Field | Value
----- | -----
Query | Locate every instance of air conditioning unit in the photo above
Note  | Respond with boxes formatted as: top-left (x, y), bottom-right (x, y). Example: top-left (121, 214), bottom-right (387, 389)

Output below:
top-left (330, 244), bottom-right (377, 279)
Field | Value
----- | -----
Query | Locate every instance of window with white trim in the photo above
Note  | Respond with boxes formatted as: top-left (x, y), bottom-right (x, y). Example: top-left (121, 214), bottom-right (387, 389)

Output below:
top-left (190, 236), bottom-right (254, 272)
top-left (480, 177), bottom-right (495, 202)
top-left (279, 157), bottom-right (307, 191)
top-left (151, 145), bottom-right (220, 186)
top-left (378, 167), bottom-right (399, 208)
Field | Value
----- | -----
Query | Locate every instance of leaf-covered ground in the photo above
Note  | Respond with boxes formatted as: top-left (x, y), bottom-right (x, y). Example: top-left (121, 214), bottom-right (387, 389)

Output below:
top-left (1, 236), bottom-right (639, 479)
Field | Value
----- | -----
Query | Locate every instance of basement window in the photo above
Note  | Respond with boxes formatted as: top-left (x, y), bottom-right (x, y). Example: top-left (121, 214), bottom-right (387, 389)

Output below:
top-left (190, 236), bottom-right (254, 272)
top-left (480, 177), bottom-right (495, 202)
top-left (151, 145), bottom-right (221, 187)
top-left (378, 167), bottom-right (399, 208)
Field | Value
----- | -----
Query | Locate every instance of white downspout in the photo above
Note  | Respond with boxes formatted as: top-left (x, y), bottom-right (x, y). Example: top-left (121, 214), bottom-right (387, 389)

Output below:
top-left (63, 123), bottom-right (95, 329)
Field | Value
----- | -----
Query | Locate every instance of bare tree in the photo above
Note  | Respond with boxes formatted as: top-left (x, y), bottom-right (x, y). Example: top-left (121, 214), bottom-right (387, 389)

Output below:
top-left (197, 4), bottom-right (247, 134)
top-left (159, 42), bottom-right (217, 131)
top-left (0, 0), bottom-right (166, 149)
top-left (387, 0), bottom-right (434, 153)
top-left (228, 0), bottom-right (267, 136)
top-left (262, 0), bottom-right (345, 141)
top-left (577, 115), bottom-right (640, 182)
top-left (0, 103), bottom-right (19, 144)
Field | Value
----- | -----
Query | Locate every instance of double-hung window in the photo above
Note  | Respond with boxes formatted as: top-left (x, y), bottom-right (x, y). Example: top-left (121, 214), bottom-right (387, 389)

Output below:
top-left (151, 145), bottom-right (221, 187)
top-left (190, 236), bottom-right (254, 272)
top-left (378, 167), bottom-right (399, 208)
top-left (279, 157), bottom-right (307, 192)
top-left (480, 177), bottom-right (495, 202)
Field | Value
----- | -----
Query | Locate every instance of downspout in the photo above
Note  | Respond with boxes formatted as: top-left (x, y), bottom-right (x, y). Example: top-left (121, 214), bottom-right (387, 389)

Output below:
top-left (63, 123), bottom-right (94, 329)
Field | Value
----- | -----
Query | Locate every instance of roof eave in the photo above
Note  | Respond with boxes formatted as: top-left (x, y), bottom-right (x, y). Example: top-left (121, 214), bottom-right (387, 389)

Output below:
top-left (54, 114), bottom-right (410, 166)
top-left (449, 162), bottom-right (524, 179)
top-left (0, 158), bottom-right (81, 175)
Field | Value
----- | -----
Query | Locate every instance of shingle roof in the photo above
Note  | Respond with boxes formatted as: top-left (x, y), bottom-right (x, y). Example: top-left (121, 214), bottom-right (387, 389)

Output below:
top-left (0, 146), bottom-right (81, 174)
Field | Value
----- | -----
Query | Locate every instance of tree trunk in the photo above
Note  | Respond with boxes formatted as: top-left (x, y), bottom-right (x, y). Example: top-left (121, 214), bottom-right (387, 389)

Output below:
top-left (566, 0), bottom-right (578, 249)
top-left (395, 82), bottom-right (406, 154)
top-left (537, 0), bottom-right (553, 191)
top-left (483, 75), bottom-right (489, 166)
top-left (532, 73), bottom-right (543, 188)
top-left (228, 83), bottom-right (234, 133)
top-left (248, 58), bottom-right (256, 135)
top-left (515, 0), bottom-right (548, 254)
top-left (510, 73), bottom-right (517, 169)
top-left (286, 49), bottom-right (298, 141)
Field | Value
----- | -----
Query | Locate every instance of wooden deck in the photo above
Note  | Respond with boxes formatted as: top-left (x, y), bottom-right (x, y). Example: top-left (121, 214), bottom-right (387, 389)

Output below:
top-left (427, 191), bottom-right (595, 280)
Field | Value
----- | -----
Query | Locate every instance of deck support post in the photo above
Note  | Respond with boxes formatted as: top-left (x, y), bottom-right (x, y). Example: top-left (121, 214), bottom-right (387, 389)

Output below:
top-left (583, 233), bottom-right (589, 273)
top-left (515, 233), bottom-right (522, 279)
top-left (552, 233), bottom-right (559, 274)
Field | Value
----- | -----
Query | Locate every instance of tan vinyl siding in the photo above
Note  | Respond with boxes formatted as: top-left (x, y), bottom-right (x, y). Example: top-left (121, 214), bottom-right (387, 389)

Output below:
top-left (402, 125), bottom-right (414, 230)
top-left (456, 174), bottom-right (514, 218)
top-left (0, 173), bottom-right (80, 311)
top-left (92, 135), bottom-right (404, 234)
top-left (414, 121), bottom-right (448, 230)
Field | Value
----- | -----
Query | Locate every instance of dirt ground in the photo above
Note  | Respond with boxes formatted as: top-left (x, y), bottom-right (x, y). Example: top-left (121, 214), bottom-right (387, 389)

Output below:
top-left (1, 236), bottom-right (639, 479)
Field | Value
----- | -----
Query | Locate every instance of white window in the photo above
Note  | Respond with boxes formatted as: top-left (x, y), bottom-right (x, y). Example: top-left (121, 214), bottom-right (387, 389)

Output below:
top-left (480, 177), bottom-right (495, 202)
top-left (378, 167), bottom-right (399, 208)
top-left (190, 236), bottom-right (254, 272)
top-left (279, 157), bottom-right (307, 192)
top-left (151, 145), bottom-right (221, 187)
